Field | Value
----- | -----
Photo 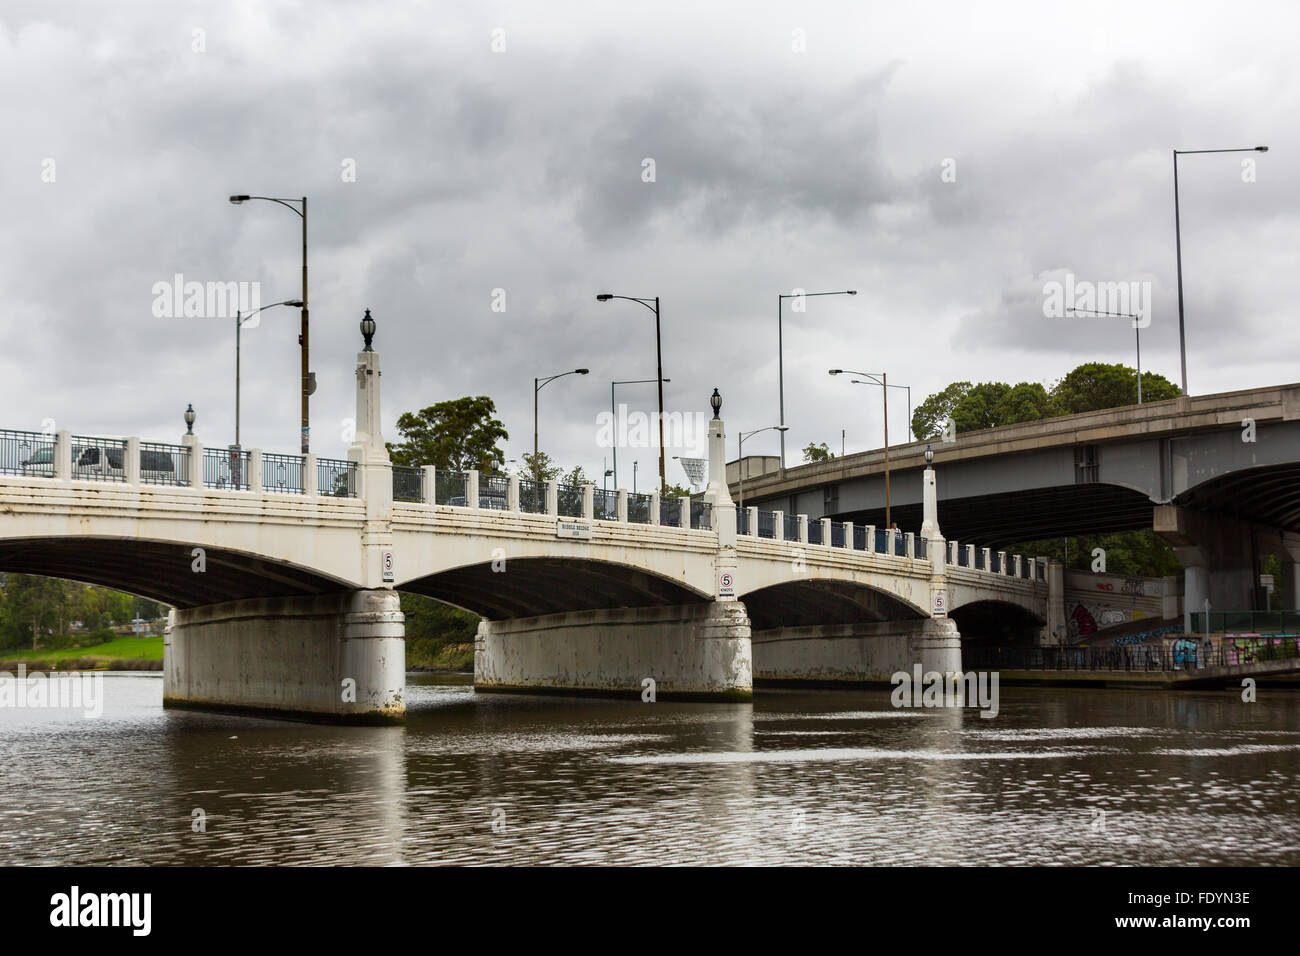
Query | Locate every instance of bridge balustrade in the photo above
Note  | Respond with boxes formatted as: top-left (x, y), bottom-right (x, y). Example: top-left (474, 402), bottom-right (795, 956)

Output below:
top-left (262, 453), bottom-right (304, 494)
top-left (517, 477), bottom-right (546, 514)
top-left (72, 435), bottom-right (130, 483)
top-left (2, 429), bottom-right (55, 477)
top-left (317, 458), bottom-right (357, 497)
top-left (873, 528), bottom-right (887, 553)
top-left (691, 500), bottom-right (712, 530)
top-left (829, 521), bottom-right (845, 548)
top-left (807, 518), bottom-right (823, 545)
top-left (974, 548), bottom-right (985, 570)
top-left (736, 507), bottom-right (749, 535)
top-left (915, 536), bottom-right (927, 559)
top-left (628, 492), bottom-right (652, 524)
top-left (853, 525), bottom-right (866, 550)
top-left (893, 532), bottom-right (906, 557)
top-left (659, 496), bottom-right (682, 527)
top-left (990, 551), bottom-right (1001, 574)
top-left (434, 470), bottom-right (467, 506)
top-left (139, 441), bottom-right (189, 487)
top-left (784, 513), bottom-right (800, 542)
top-left (392, 465), bottom-right (424, 502)
top-left (480, 475), bottom-right (509, 510)
top-left (756, 510), bottom-right (775, 538)
top-left (556, 483), bottom-right (584, 518)
top-left (593, 488), bottom-right (619, 521)
top-left (203, 446), bottom-right (249, 491)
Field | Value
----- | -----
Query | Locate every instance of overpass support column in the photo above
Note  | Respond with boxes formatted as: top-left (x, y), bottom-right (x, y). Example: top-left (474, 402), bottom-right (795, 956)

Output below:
top-left (165, 590), bottom-right (405, 723)
top-left (1155, 505), bottom-right (1256, 628)
top-left (1279, 533), bottom-right (1300, 610)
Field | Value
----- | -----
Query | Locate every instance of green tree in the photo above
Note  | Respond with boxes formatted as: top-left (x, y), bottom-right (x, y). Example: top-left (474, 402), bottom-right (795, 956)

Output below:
top-left (387, 396), bottom-right (508, 472)
top-left (519, 451), bottom-right (562, 483)
top-left (951, 382), bottom-right (1011, 433)
top-left (912, 381), bottom-right (971, 441)
top-left (1008, 530), bottom-right (1183, 578)
top-left (802, 442), bottom-right (834, 463)
top-left (1050, 362), bottom-right (1179, 415)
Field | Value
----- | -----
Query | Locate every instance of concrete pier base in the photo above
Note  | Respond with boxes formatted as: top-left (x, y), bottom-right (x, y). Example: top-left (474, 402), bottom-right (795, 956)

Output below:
top-left (752, 617), bottom-right (962, 685)
top-left (474, 601), bottom-right (753, 700)
top-left (164, 590), bottom-right (405, 724)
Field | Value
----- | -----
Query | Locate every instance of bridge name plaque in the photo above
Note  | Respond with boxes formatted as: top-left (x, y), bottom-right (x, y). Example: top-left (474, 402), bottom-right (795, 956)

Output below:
top-left (556, 520), bottom-right (593, 540)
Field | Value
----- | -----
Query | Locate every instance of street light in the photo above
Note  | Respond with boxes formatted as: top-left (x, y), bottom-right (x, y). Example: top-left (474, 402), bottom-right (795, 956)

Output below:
top-left (234, 299), bottom-right (303, 448)
top-left (1067, 307), bottom-right (1144, 403)
top-left (851, 378), bottom-right (911, 442)
top-left (229, 193), bottom-right (311, 452)
top-left (1172, 146), bottom-right (1268, 395)
top-left (611, 376), bottom-right (669, 490)
top-left (534, 368), bottom-right (589, 488)
top-left (777, 289), bottom-right (856, 467)
top-left (737, 425), bottom-right (788, 509)
top-left (830, 368), bottom-right (891, 529)
top-left (597, 293), bottom-right (667, 490)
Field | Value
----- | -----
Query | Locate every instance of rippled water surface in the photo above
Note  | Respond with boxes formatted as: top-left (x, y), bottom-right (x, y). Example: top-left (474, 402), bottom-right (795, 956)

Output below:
top-left (1, 674), bottom-right (1298, 865)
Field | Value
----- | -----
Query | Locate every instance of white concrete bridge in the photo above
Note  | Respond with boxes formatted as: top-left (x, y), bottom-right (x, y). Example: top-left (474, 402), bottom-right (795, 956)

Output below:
top-left (0, 324), bottom-right (1048, 722)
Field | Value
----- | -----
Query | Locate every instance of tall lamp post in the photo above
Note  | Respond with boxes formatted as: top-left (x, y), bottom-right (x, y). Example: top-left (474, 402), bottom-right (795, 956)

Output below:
top-left (534, 368), bottom-right (589, 488)
top-left (777, 288), bottom-right (856, 467)
top-left (830, 368), bottom-right (891, 529)
top-left (737, 425), bottom-right (788, 510)
top-left (229, 194), bottom-right (311, 452)
top-left (1067, 307), bottom-right (1144, 403)
top-left (234, 299), bottom-right (302, 447)
top-left (852, 378), bottom-right (911, 442)
top-left (611, 376), bottom-right (669, 490)
top-left (1172, 146), bottom-right (1268, 395)
top-left (597, 294), bottom-right (666, 490)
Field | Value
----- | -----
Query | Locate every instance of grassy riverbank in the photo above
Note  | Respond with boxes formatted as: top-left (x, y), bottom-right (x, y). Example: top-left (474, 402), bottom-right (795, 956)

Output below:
top-left (0, 634), bottom-right (164, 670)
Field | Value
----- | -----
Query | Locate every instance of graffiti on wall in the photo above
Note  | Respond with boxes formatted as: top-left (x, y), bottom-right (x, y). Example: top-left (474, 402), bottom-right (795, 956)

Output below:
top-left (1069, 603), bottom-right (1132, 637)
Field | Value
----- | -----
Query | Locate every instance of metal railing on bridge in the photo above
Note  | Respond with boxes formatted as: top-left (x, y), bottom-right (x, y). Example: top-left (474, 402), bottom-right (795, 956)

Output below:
top-left (392, 465), bottom-right (424, 502)
top-left (1190, 610), bottom-right (1300, 635)
top-left (434, 470), bottom-right (467, 506)
top-left (518, 478), bottom-right (546, 514)
top-left (317, 458), bottom-right (358, 497)
top-left (139, 441), bottom-right (189, 487)
top-left (556, 483), bottom-right (584, 518)
top-left (659, 496), bottom-right (682, 528)
top-left (594, 488), bottom-right (619, 521)
top-left (204, 447), bottom-right (249, 490)
top-left (1, 429), bottom-right (56, 477)
top-left (262, 453), bottom-right (305, 494)
top-left (628, 492), bottom-right (652, 524)
top-left (691, 500), bottom-right (712, 530)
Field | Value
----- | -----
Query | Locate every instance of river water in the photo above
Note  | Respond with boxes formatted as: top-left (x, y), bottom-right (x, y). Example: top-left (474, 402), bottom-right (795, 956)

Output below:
top-left (1, 673), bottom-right (1297, 865)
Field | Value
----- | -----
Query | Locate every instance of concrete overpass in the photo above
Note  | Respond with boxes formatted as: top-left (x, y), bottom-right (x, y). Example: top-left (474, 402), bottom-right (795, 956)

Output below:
top-left (0, 321), bottom-right (1041, 722)
top-left (735, 383), bottom-right (1300, 630)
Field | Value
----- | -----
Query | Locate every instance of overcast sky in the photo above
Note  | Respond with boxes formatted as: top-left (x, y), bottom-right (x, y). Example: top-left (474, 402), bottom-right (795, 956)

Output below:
top-left (2, 0), bottom-right (1296, 488)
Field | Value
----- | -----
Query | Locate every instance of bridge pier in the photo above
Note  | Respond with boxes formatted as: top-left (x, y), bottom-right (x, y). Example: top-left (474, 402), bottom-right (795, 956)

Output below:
top-left (164, 590), bottom-right (405, 724)
top-left (1156, 506), bottom-right (1260, 628)
top-left (473, 602), bottom-right (753, 700)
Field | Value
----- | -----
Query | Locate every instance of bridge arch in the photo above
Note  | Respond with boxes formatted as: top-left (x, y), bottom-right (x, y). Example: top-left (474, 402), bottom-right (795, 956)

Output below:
top-left (740, 579), bottom-right (927, 631)
top-left (0, 536), bottom-right (355, 608)
top-left (950, 599), bottom-right (1045, 645)
top-left (397, 556), bottom-right (714, 619)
